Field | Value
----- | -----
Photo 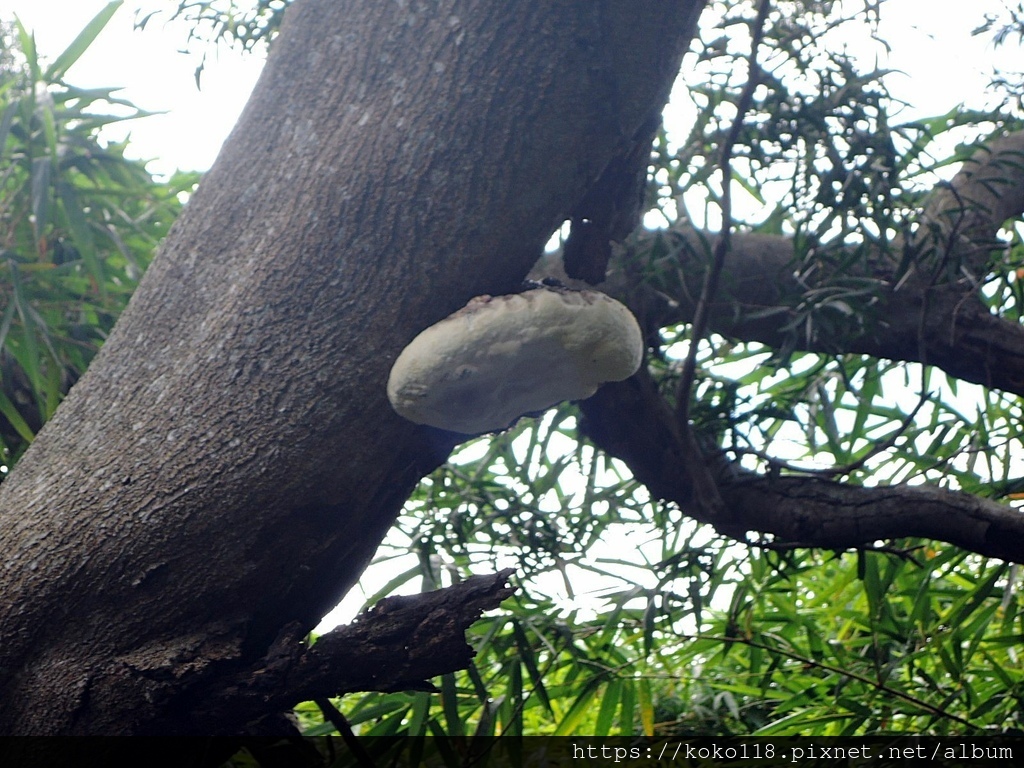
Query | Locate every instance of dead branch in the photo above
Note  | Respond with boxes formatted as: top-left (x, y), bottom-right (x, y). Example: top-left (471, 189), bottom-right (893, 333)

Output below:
top-left (189, 570), bottom-right (515, 732)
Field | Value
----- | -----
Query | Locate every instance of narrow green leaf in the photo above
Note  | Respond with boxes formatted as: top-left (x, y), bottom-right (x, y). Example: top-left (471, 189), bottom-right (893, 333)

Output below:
top-left (970, 695), bottom-right (1008, 720)
top-left (962, 603), bottom-right (999, 662)
top-left (30, 157), bottom-right (51, 246)
top-left (0, 298), bottom-right (17, 353)
top-left (406, 691), bottom-right (430, 736)
top-left (13, 20), bottom-right (39, 81)
top-left (594, 679), bottom-right (622, 736)
top-left (937, 639), bottom-right (960, 681)
top-left (553, 678), bottom-right (601, 736)
top-left (466, 661), bottom-right (490, 706)
top-left (642, 596), bottom-right (656, 658)
top-left (617, 677), bottom-right (636, 735)
top-left (361, 564), bottom-right (421, 608)
top-left (860, 551), bottom-right (880, 612)
top-left (510, 620), bottom-right (553, 715)
top-left (472, 695), bottom-right (496, 738)
top-left (755, 709), bottom-right (854, 735)
top-left (40, 89), bottom-right (59, 163)
top-left (57, 180), bottom-right (104, 293)
top-left (302, 720), bottom-right (339, 737)
top-left (45, 1), bottom-right (124, 81)
top-left (502, 661), bottom-right (522, 736)
top-left (440, 673), bottom-right (463, 738)
top-left (0, 388), bottom-right (35, 444)
top-left (7, 274), bottom-right (45, 413)
top-left (947, 568), bottom-right (1003, 628)
top-left (850, 364), bottom-right (880, 440)
top-left (637, 677), bottom-right (654, 736)
top-left (0, 102), bottom-right (18, 154)
top-left (733, 171), bottom-right (767, 204)
top-left (364, 708), bottom-right (409, 736)
top-left (343, 694), bottom-right (410, 726)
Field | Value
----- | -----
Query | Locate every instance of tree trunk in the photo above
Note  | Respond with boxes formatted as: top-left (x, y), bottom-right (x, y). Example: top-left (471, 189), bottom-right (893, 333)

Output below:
top-left (0, 0), bottom-right (703, 734)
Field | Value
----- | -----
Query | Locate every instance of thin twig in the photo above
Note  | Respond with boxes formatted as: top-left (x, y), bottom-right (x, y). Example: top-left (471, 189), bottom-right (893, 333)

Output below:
top-left (680, 633), bottom-right (980, 730)
top-left (677, 0), bottom-right (772, 426)
top-left (730, 387), bottom-right (932, 479)
top-left (746, 537), bottom-right (927, 566)
top-left (670, 0), bottom-right (773, 527)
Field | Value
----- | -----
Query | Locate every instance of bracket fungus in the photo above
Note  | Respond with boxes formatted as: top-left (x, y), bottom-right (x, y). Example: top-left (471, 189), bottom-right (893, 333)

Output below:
top-left (387, 286), bottom-right (644, 434)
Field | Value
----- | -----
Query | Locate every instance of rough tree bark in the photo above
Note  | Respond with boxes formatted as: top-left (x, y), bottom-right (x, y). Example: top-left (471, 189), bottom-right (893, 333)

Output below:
top-left (0, 0), bottom-right (705, 734)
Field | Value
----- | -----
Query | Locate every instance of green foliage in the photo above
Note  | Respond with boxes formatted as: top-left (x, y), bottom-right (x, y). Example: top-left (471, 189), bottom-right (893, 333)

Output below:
top-left (657, 0), bottom-right (1022, 359)
top-left (159, 0), bottom-right (287, 52)
top-left (316, 414), bottom-right (1024, 738)
top-left (306, 0), bottom-right (1024, 741)
top-left (135, 0), bottom-right (285, 86)
top-left (0, 8), bottom-right (196, 468)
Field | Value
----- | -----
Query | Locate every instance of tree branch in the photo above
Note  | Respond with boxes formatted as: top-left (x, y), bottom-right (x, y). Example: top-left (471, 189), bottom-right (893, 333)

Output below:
top-left (580, 369), bottom-right (1024, 564)
top-left (915, 130), bottom-right (1024, 279)
top-left (594, 131), bottom-right (1024, 398)
top-left (190, 570), bottom-right (515, 732)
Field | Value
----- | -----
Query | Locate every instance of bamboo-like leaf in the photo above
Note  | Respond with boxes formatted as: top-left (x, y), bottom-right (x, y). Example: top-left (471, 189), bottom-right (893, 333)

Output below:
top-left (360, 564), bottom-right (421, 608)
top-left (440, 673), bottom-right (463, 738)
top-left (642, 595), bottom-right (656, 658)
top-left (0, 389), bottom-right (35, 444)
top-left (947, 568), bottom-right (1004, 628)
top-left (30, 157), bottom-right (51, 247)
top-left (406, 691), bottom-right (430, 737)
top-left (0, 299), bottom-right (16, 353)
top-left (363, 709), bottom-right (409, 736)
top-left (13, 20), bottom-right (39, 82)
top-left (594, 679), bottom-right (621, 736)
top-left (343, 694), bottom-right (410, 726)
top-left (637, 677), bottom-right (654, 737)
top-left (0, 102), bottom-right (18, 155)
top-left (56, 180), bottom-right (103, 293)
top-left (510, 620), bottom-right (552, 715)
top-left (472, 694), bottom-right (496, 739)
top-left (7, 283), bottom-right (44, 415)
top-left (44, 1), bottom-right (125, 82)
top-left (553, 678), bottom-right (601, 736)
top-left (502, 661), bottom-right (522, 736)
top-left (756, 709), bottom-right (854, 735)
top-left (617, 677), bottom-right (636, 735)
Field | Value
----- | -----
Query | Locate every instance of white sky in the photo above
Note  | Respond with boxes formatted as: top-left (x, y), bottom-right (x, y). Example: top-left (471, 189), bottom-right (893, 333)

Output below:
top-left (5, 0), bottom-right (1015, 176)
top-left (6, 0), bottom-right (264, 175)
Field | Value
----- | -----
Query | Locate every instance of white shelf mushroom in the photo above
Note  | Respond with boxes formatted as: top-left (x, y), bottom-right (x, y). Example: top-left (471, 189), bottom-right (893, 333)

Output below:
top-left (387, 286), bottom-right (644, 434)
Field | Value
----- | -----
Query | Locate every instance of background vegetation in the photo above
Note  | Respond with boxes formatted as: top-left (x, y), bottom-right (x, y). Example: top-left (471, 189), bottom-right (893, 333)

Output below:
top-left (0, 9), bottom-right (196, 467)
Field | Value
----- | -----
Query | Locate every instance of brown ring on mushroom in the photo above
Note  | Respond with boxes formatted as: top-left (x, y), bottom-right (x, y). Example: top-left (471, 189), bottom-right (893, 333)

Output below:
top-left (387, 286), bottom-right (644, 434)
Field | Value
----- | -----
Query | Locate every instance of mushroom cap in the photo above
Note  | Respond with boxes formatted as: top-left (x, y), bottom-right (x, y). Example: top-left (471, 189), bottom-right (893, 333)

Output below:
top-left (387, 287), bottom-right (643, 434)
